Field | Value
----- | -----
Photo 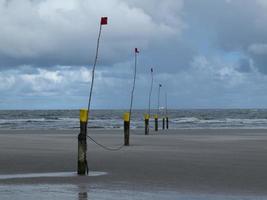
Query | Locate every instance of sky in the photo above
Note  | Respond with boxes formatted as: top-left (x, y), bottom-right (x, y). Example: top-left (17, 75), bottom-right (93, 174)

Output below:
top-left (1, 0), bottom-right (267, 109)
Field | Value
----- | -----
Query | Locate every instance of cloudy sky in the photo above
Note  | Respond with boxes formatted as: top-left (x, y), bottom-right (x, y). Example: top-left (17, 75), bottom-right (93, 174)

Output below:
top-left (1, 0), bottom-right (267, 109)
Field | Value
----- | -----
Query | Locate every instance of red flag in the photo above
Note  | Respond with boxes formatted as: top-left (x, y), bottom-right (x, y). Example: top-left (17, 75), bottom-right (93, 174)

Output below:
top-left (101, 17), bottom-right (108, 25)
top-left (135, 48), bottom-right (139, 53)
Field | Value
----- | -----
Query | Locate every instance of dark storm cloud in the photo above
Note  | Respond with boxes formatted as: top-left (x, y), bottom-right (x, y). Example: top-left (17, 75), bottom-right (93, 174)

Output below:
top-left (2, 0), bottom-right (267, 74)
top-left (141, 40), bottom-right (195, 73)
top-left (3, 0), bottom-right (267, 109)
top-left (237, 58), bottom-right (252, 73)
top-left (184, 0), bottom-right (267, 73)
top-left (0, 0), bottom-right (184, 69)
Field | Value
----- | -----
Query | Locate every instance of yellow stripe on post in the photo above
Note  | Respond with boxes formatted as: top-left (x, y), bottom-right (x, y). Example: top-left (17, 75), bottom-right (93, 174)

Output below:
top-left (154, 114), bottom-right (158, 119)
top-left (145, 114), bottom-right (150, 120)
top-left (124, 112), bottom-right (130, 122)
top-left (80, 109), bottom-right (89, 123)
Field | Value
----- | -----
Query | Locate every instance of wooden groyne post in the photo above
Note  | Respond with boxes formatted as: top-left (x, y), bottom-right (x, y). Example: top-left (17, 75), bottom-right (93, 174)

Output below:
top-left (124, 112), bottom-right (130, 146)
top-left (144, 114), bottom-right (149, 135)
top-left (166, 117), bottom-right (169, 129)
top-left (163, 117), bottom-right (165, 130)
top-left (78, 109), bottom-right (88, 175)
top-left (154, 114), bottom-right (158, 132)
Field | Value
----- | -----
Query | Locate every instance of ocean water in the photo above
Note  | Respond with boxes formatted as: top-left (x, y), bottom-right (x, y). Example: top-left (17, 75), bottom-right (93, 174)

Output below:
top-left (1, 109), bottom-right (267, 130)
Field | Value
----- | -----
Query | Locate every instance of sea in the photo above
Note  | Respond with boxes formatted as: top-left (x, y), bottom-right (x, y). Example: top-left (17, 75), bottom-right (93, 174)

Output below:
top-left (1, 109), bottom-right (267, 130)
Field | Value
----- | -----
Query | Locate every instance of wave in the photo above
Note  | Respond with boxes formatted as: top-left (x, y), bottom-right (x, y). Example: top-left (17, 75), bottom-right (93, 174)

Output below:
top-left (172, 117), bottom-right (199, 123)
top-left (2, 113), bottom-right (267, 130)
top-left (0, 117), bottom-right (79, 123)
top-left (170, 117), bottom-right (267, 129)
top-left (225, 118), bottom-right (267, 124)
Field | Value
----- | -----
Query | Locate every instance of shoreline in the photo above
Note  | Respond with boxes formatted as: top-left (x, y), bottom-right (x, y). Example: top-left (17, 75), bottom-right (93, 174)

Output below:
top-left (1, 128), bottom-right (267, 134)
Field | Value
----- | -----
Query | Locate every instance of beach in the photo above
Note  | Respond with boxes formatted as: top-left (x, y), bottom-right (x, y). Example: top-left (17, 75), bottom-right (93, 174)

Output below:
top-left (1, 129), bottom-right (267, 199)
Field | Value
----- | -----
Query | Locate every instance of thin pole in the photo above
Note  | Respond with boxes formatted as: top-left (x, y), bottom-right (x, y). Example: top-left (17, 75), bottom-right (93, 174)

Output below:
top-left (157, 84), bottom-right (162, 115)
top-left (129, 51), bottom-right (137, 121)
top-left (148, 68), bottom-right (154, 117)
top-left (87, 24), bottom-right (103, 115)
top-left (165, 92), bottom-right (169, 130)
top-left (165, 92), bottom-right (168, 116)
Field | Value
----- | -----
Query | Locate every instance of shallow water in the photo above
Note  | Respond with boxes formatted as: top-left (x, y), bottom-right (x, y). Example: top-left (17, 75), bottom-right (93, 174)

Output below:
top-left (0, 184), bottom-right (266, 200)
top-left (0, 171), bottom-right (107, 180)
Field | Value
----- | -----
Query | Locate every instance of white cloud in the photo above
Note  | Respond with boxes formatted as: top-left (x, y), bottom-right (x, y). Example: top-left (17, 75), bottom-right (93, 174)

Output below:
top-left (0, 46), bottom-right (266, 109)
top-left (2, 55), bottom-right (267, 109)
top-left (0, 0), bottom-right (184, 66)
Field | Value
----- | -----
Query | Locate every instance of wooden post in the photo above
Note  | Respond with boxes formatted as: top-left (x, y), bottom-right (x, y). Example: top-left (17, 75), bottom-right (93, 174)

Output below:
top-left (124, 112), bottom-right (130, 146)
top-left (166, 117), bottom-right (169, 129)
top-left (78, 109), bottom-right (88, 175)
top-left (154, 114), bottom-right (158, 132)
top-left (144, 114), bottom-right (149, 135)
top-left (163, 117), bottom-right (165, 130)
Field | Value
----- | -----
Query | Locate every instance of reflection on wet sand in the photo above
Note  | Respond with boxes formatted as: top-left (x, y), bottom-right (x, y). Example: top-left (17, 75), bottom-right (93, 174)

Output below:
top-left (78, 185), bottom-right (88, 200)
top-left (0, 184), bottom-right (266, 200)
top-left (78, 192), bottom-right (88, 200)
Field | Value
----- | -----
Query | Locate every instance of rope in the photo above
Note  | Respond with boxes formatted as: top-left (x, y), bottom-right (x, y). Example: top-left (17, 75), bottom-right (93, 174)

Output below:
top-left (87, 135), bottom-right (125, 151)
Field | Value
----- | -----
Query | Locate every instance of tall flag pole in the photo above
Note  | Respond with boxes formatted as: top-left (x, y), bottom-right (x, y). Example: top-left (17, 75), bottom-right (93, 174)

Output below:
top-left (157, 84), bottom-right (162, 115)
top-left (165, 91), bottom-right (169, 130)
top-left (165, 92), bottom-right (168, 117)
top-left (129, 48), bottom-right (139, 121)
top-left (148, 68), bottom-right (154, 118)
top-left (78, 17), bottom-right (107, 175)
top-left (87, 17), bottom-right (108, 116)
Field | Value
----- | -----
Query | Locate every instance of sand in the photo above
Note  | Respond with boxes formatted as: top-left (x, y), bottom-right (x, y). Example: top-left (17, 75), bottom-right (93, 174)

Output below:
top-left (1, 129), bottom-right (267, 199)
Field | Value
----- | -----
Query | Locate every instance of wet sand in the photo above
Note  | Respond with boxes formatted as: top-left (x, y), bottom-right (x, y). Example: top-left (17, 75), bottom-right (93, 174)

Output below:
top-left (1, 129), bottom-right (267, 199)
